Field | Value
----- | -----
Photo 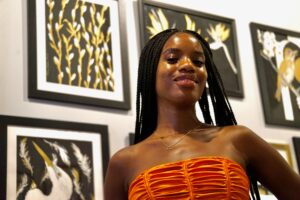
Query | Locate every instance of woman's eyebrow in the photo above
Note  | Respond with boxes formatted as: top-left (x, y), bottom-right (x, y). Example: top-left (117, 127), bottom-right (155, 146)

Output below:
top-left (162, 48), bottom-right (181, 55)
top-left (162, 48), bottom-right (205, 59)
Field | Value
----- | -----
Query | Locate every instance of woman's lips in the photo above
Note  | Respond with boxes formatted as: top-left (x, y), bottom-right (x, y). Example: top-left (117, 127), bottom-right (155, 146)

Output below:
top-left (174, 75), bottom-right (198, 88)
top-left (175, 79), bottom-right (196, 87)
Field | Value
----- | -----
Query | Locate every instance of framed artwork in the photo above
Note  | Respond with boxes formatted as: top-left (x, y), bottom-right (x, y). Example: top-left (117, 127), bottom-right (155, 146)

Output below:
top-left (128, 132), bottom-right (135, 145)
top-left (0, 115), bottom-right (109, 200)
top-left (138, 0), bottom-right (244, 98)
top-left (28, 0), bottom-right (130, 110)
top-left (269, 142), bottom-right (294, 168)
top-left (292, 137), bottom-right (300, 172)
top-left (258, 141), bottom-right (294, 197)
top-left (250, 22), bottom-right (300, 128)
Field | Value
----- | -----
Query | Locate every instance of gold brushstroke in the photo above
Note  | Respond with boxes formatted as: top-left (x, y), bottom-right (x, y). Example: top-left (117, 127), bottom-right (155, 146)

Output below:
top-left (47, 0), bottom-right (114, 91)
top-left (184, 15), bottom-right (201, 34)
top-left (147, 9), bottom-right (169, 38)
top-left (207, 23), bottom-right (230, 42)
top-left (32, 142), bottom-right (53, 167)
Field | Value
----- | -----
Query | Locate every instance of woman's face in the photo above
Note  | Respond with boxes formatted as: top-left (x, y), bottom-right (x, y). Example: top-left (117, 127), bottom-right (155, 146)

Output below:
top-left (156, 32), bottom-right (208, 106)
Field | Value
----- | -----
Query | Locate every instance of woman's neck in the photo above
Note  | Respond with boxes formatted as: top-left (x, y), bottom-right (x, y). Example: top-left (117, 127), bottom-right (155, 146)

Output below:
top-left (155, 102), bottom-right (203, 135)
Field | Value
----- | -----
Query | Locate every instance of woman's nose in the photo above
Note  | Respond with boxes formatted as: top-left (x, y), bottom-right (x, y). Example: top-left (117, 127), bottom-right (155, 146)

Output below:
top-left (178, 57), bottom-right (195, 73)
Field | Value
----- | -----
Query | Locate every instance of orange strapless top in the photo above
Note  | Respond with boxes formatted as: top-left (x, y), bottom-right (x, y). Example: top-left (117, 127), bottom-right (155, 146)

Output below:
top-left (128, 157), bottom-right (249, 200)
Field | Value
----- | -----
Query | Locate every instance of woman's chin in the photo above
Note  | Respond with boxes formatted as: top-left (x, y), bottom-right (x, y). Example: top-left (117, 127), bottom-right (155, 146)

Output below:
top-left (170, 94), bottom-right (200, 107)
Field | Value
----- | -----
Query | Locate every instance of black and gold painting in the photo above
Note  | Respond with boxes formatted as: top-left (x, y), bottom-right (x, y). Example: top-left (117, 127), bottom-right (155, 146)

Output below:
top-left (292, 137), bottom-right (300, 172)
top-left (250, 23), bottom-right (300, 128)
top-left (0, 115), bottom-right (109, 200)
top-left (258, 141), bottom-right (294, 197)
top-left (28, 0), bottom-right (130, 109)
top-left (139, 0), bottom-right (244, 98)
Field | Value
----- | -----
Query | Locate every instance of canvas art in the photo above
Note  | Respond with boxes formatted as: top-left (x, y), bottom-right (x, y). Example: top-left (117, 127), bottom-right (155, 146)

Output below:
top-left (250, 23), bottom-right (300, 128)
top-left (292, 137), bottom-right (300, 172)
top-left (139, 0), bottom-right (244, 97)
top-left (0, 115), bottom-right (109, 200)
top-left (28, 0), bottom-right (130, 109)
top-left (258, 141), bottom-right (294, 197)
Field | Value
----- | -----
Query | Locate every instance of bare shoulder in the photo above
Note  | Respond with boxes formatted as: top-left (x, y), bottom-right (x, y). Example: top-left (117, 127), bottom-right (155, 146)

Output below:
top-left (104, 144), bottom-right (141, 198)
top-left (220, 125), bottom-right (266, 160)
top-left (221, 126), bottom-right (300, 199)
top-left (221, 124), bottom-right (257, 143)
top-left (221, 124), bottom-right (253, 135)
top-left (108, 144), bottom-right (139, 171)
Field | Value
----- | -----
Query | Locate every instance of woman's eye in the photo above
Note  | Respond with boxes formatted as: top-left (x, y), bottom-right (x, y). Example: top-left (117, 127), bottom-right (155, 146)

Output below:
top-left (166, 58), bottom-right (178, 64)
top-left (193, 60), bottom-right (204, 67)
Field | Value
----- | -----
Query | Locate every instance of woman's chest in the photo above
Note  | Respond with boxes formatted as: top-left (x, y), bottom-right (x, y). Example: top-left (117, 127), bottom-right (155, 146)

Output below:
top-left (126, 137), bottom-right (245, 189)
top-left (127, 155), bottom-right (250, 200)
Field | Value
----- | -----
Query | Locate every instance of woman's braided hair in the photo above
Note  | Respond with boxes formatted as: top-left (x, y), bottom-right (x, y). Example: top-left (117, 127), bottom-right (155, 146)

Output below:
top-left (134, 28), bottom-right (260, 200)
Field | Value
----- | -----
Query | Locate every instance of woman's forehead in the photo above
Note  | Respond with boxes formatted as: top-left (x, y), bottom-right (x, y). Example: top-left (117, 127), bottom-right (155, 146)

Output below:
top-left (162, 32), bottom-right (203, 51)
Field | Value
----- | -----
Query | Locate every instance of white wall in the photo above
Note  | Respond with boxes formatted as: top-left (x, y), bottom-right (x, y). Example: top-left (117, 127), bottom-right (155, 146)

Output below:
top-left (0, 0), bottom-right (300, 167)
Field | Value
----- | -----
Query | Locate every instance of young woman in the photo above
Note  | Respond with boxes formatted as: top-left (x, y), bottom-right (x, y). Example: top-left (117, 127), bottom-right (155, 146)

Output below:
top-left (104, 29), bottom-right (300, 199)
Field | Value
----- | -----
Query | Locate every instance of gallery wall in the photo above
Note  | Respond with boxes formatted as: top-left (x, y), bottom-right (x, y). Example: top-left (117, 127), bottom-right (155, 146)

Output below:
top-left (0, 0), bottom-right (300, 171)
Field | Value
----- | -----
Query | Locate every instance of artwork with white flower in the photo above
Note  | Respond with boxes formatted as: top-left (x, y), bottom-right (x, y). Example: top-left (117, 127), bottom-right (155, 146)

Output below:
top-left (140, 2), bottom-right (243, 97)
top-left (28, 0), bottom-right (130, 109)
top-left (250, 23), bottom-right (300, 128)
top-left (2, 116), bottom-right (108, 200)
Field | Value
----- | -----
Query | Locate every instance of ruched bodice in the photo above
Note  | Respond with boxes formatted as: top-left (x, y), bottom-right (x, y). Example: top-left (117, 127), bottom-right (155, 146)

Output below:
top-left (128, 156), bottom-right (249, 200)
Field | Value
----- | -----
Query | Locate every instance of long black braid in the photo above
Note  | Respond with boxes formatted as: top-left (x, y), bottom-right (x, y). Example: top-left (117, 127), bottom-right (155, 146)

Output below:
top-left (185, 30), bottom-right (260, 200)
top-left (184, 30), bottom-right (237, 126)
top-left (135, 29), bottom-right (178, 142)
top-left (134, 28), bottom-right (260, 200)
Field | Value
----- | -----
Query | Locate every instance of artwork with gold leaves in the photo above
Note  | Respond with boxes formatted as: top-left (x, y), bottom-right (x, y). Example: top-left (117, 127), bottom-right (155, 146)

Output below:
top-left (258, 141), bottom-right (294, 198)
top-left (139, 0), bottom-right (244, 97)
top-left (292, 137), bottom-right (300, 172)
top-left (0, 115), bottom-right (109, 200)
top-left (28, 0), bottom-right (130, 109)
top-left (250, 23), bottom-right (300, 128)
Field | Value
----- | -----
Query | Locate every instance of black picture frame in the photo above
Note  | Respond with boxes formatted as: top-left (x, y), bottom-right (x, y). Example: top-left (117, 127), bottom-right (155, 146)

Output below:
top-left (28, 0), bottom-right (130, 110)
top-left (258, 141), bottom-right (294, 196)
top-left (250, 22), bottom-right (300, 128)
top-left (292, 137), bottom-right (300, 172)
top-left (138, 0), bottom-right (244, 98)
top-left (0, 115), bottom-right (109, 200)
top-left (129, 132), bottom-right (135, 145)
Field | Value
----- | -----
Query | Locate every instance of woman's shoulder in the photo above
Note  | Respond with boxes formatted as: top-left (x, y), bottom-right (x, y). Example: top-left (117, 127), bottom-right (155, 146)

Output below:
top-left (221, 125), bottom-right (267, 160)
top-left (109, 144), bottom-right (140, 167)
top-left (221, 125), bottom-right (261, 148)
top-left (220, 124), bottom-right (255, 139)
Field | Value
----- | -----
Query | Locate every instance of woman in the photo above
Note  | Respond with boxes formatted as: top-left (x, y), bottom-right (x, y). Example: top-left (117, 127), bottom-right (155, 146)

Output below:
top-left (104, 29), bottom-right (300, 199)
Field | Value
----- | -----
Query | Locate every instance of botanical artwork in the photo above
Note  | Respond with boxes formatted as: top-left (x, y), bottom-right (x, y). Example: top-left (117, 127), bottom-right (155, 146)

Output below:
top-left (28, 0), bottom-right (130, 109)
top-left (16, 136), bottom-right (94, 200)
top-left (141, 4), bottom-right (243, 97)
top-left (46, 0), bottom-right (114, 91)
top-left (251, 23), bottom-right (300, 127)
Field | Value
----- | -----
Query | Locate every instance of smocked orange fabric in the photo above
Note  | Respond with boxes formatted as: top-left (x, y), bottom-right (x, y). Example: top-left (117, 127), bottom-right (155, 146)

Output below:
top-left (128, 157), bottom-right (249, 200)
